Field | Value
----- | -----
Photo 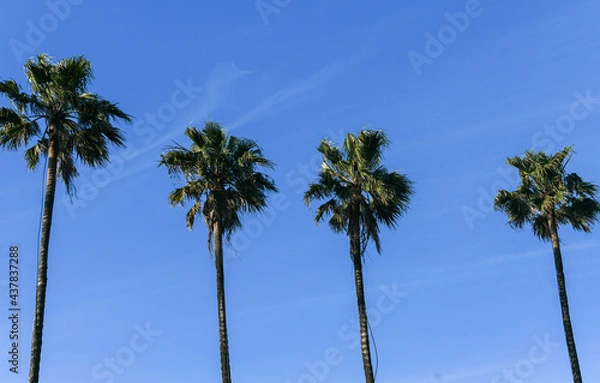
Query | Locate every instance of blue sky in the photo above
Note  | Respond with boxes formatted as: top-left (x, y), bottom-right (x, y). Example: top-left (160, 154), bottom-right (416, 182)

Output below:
top-left (1, 1), bottom-right (600, 382)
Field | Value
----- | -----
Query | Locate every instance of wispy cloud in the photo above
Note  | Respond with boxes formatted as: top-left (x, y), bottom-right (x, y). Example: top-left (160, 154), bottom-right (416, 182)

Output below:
top-left (232, 241), bottom-right (600, 321)
top-left (92, 62), bottom-right (252, 181)
top-left (137, 62), bottom-right (252, 155)
top-left (426, 240), bottom-right (600, 276)
top-left (228, 62), bottom-right (343, 131)
top-left (227, 17), bottom-right (391, 131)
top-left (386, 240), bottom-right (600, 294)
top-left (232, 282), bottom-right (400, 320)
top-left (122, 27), bottom-right (385, 178)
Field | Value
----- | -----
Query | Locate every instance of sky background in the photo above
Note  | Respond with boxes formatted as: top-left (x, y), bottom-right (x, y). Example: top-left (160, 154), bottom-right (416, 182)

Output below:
top-left (1, 1), bottom-right (600, 382)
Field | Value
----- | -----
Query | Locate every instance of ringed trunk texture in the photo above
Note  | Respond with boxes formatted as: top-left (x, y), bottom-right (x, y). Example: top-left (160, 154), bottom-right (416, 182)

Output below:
top-left (29, 135), bottom-right (58, 383)
top-left (214, 219), bottom-right (232, 383)
top-left (350, 207), bottom-right (375, 383)
top-left (548, 214), bottom-right (582, 383)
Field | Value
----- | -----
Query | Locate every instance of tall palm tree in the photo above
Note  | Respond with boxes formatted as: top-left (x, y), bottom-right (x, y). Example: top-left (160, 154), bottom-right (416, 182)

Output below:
top-left (494, 146), bottom-right (600, 383)
top-left (304, 129), bottom-right (413, 383)
top-left (0, 54), bottom-right (131, 383)
top-left (159, 121), bottom-right (277, 383)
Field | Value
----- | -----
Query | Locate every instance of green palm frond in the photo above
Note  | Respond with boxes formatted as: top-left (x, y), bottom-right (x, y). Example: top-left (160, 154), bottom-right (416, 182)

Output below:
top-left (327, 203), bottom-right (348, 234)
top-left (565, 173), bottom-right (597, 198)
top-left (315, 198), bottom-right (339, 223)
top-left (0, 107), bottom-right (40, 150)
top-left (0, 80), bottom-right (38, 114)
top-left (185, 200), bottom-right (203, 230)
top-left (168, 180), bottom-right (206, 207)
top-left (58, 151), bottom-right (79, 197)
top-left (531, 214), bottom-right (550, 240)
top-left (318, 139), bottom-right (343, 165)
top-left (357, 129), bottom-right (389, 169)
top-left (558, 196), bottom-right (600, 233)
top-left (24, 138), bottom-right (48, 170)
top-left (494, 189), bottom-right (533, 229)
top-left (360, 201), bottom-right (382, 253)
top-left (54, 55), bottom-right (93, 93)
top-left (24, 54), bottom-right (54, 97)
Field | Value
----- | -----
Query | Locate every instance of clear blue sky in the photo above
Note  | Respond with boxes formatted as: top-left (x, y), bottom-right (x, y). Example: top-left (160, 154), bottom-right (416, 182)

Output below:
top-left (1, 1), bottom-right (600, 382)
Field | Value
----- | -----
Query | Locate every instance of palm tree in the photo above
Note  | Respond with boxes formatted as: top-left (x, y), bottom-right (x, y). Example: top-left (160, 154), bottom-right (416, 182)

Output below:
top-left (0, 54), bottom-right (131, 383)
top-left (494, 146), bottom-right (600, 383)
top-left (304, 129), bottom-right (413, 383)
top-left (159, 121), bottom-right (277, 383)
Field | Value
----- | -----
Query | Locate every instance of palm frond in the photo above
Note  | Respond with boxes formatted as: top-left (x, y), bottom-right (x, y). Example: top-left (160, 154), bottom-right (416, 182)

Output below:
top-left (54, 55), bottom-right (93, 94)
top-left (185, 200), bottom-right (202, 230)
top-left (494, 189), bottom-right (533, 229)
top-left (24, 139), bottom-right (48, 170)
top-left (0, 108), bottom-right (40, 150)
top-left (532, 214), bottom-right (550, 241)
top-left (357, 129), bottom-right (389, 169)
top-left (58, 150), bottom-right (79, 197)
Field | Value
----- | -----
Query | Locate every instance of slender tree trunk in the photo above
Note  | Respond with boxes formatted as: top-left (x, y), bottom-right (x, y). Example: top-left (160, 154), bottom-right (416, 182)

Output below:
top-left (214, 219), bottom-right (232, 383)
top-left (29, 134), bottom-right (58, 383)
top-left (548, 213), bottom-right (582, 383)
top-left (350, 207), bottom-right (375, 383)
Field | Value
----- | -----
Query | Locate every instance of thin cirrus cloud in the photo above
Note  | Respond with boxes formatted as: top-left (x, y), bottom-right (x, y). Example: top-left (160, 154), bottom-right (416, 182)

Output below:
top-left (435, 240), bottom-right (599, 274)
top-left (117, 59), bottom-right (349, 180)
top-left (117, 14), bottom-right (393, 182)
top-left (132, 61), bottom-right (252, 154)
top-left (228, 16), bottom-right (394, 131)
top-left (76, 62), bottom-right (253, 182)
top-left (231, 240), bottom-right (600, 322)
top-left (227, 61), bottom-right (344, 131)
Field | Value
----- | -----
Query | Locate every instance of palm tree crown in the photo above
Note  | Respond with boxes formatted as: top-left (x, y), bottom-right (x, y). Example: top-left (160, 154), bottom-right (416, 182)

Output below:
top-left (159, 121), bottom-right (277, 249)
top-left (494, 146), bottom-right (600, 239)
top-left (0, 54), bottom-right (131, 195)
top-left (304, 129), bottom-right (413, 254)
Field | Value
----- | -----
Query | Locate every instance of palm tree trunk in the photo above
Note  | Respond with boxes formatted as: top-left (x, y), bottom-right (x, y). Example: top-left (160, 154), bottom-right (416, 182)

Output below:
top-left (29, 135), bottom-right (58, 383)
top-left (350, 208), bottom-right (375, 383)
top-left (548, 214), bottom-right (582, 383)
top-left (214, 219), bottom-right (232, 383)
